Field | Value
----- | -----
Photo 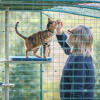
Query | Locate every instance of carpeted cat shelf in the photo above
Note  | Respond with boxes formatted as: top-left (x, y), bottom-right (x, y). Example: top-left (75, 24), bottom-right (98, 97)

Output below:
top-left (9, 56), bottom-right (52, 63)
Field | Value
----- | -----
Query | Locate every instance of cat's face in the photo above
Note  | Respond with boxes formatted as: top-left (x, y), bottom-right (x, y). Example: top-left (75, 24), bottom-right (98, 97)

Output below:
top-left (47, 18), bottom-right (57, 31)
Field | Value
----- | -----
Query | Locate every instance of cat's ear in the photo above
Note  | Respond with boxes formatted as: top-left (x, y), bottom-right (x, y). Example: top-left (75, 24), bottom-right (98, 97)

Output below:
top-left (48, 18), bottom-right (52, 22)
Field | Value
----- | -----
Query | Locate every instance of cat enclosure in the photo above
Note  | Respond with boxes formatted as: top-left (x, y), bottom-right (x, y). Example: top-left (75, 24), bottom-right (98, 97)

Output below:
top-left (0, 0), bottom-right (100, 100)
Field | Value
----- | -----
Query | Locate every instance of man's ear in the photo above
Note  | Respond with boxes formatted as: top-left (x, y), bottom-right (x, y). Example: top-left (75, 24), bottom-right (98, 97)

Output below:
top-left (48, 18), bottom-right (52, 22)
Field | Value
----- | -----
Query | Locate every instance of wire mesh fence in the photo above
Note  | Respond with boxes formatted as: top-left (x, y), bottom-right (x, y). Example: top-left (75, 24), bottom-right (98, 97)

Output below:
top-left (0, 1), bottom-right (100, 100)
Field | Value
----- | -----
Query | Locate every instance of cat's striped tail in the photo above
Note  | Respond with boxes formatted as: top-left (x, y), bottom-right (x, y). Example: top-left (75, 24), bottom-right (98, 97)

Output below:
top-left (15, 22), bottom-right (27, 40)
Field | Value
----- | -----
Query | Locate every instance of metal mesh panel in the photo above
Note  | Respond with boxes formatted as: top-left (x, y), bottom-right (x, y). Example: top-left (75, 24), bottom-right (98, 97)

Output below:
top-left (0, 1), bottom-right (100, 100)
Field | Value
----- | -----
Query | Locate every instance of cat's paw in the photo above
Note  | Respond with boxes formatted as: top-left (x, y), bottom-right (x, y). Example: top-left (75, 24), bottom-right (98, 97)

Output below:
top-left (38, 56), bottom-right (42, 58)
top-left (44, 56), bottom-right (47, 59)
top-left (25, 56), bottom-right (28, 58)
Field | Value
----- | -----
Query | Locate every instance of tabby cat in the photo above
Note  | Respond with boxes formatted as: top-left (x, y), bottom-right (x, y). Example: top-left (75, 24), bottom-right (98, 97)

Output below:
top-left (15, 18), bottom-right (57, 59)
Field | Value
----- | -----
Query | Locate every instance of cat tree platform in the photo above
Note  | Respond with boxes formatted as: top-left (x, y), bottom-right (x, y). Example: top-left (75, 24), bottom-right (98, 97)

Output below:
top-left (0, 56), bottom-right (52, 64)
